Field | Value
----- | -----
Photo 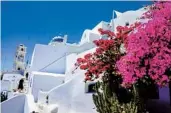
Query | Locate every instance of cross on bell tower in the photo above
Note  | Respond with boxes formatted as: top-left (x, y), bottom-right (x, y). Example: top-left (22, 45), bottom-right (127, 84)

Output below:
top-left (13, 44), bottom-right (27, 73)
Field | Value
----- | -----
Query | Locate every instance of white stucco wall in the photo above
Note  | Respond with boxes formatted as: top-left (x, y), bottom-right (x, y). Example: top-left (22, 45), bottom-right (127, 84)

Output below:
top-left (31, 71), bottom-right (65, 101)
top-left (24, 94), bottom-right (38, 113)
top-left (111, 8), bottom-right (147, 32)
top-left (88, 32), bottom-right (101, 43)
top-left (47, 70), bottom-right (96, 113)
top-left (80, 30), bottom-right (101, 45)
top-left (1, 80), bottom-right (11, 91)
top-left (30, 44), bottom-right (68, 74)
top-left (92, 21), bottom-right (111, 34)
top-left (66, 53), bottom-right (77, 73)
top-left (1, 95), bottom-right (25, 113)
top-left (30, 42), bottom-right (96, 74)
top-left (40, 48), bottom-right (97, 113)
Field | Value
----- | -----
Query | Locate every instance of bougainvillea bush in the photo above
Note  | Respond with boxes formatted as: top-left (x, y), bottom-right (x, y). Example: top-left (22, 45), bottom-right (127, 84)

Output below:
top-left (117, 1), bottom-right (171, 87)
top-left (76, 24), bottom-right (141, 113)
top-left (76, 1), bottom-right (171, 113)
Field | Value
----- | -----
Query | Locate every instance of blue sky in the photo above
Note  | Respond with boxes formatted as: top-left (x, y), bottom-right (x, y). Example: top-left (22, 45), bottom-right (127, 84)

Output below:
top-left (1, 1), bottom-right (151, 71)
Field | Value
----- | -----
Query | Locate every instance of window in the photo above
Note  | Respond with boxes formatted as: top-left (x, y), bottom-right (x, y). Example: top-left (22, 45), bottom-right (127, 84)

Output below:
top-left (26, 73), bottom-right (29, 80)
top-left (85, 81), bottom-right (96, 93)
top-left (125, 22), bottom-right (129, 26)
top-left (53, 38), bottom-right (64, 42)
top-left (88, 84), bottom-right (96, 93)
top-left (17, 67), bottom-right (21, 70)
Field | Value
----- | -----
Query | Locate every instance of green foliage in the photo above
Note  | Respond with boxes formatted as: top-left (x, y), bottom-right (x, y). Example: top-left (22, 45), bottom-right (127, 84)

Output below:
top-left (92, 81), bottom-right (145, 113)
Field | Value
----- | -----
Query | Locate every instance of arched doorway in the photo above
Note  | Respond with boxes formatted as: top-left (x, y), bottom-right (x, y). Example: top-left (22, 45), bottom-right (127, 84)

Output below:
top-left (18, 79), bottom-right (24, 92)
top-left (25, 73), bottom-right (29, 80)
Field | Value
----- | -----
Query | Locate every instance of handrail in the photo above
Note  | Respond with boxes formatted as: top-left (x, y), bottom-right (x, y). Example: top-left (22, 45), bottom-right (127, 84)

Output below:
top-left (38, 51), bottom-right (81, 72)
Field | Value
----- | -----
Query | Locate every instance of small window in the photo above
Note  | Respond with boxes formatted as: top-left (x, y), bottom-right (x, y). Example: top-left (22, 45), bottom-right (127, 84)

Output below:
top-left (88, 84), bottom-right (96, 93)
top-left (125, 22), bottom-right (129, 26)
top-left (17, 67), bottom-right (21, 70)
top-left (53, 38), bottom-right (64, 42)
top-left (85, 82), bottom-right (96, 93)
top-left (26, 73), bottom-right (29, 80)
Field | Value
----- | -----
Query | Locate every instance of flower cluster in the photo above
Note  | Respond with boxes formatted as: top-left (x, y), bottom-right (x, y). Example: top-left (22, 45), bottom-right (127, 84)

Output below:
top-left (76, 39), bottom-right (118, 81)
top-left (76, 1), bottom-right (171, 88)
top-left (76, 25), bottom-right (137, 81)
top-left (117, 1), bottom-right (171, 87)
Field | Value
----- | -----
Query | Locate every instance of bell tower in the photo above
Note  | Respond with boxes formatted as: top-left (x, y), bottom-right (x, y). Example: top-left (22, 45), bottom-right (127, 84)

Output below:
top-left (14, 44), bottom-right (27, 73)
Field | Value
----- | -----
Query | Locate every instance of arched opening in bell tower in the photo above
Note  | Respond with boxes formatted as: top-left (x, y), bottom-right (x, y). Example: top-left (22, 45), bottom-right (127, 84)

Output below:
top-left (20, 48), bottom-right (24, 51)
